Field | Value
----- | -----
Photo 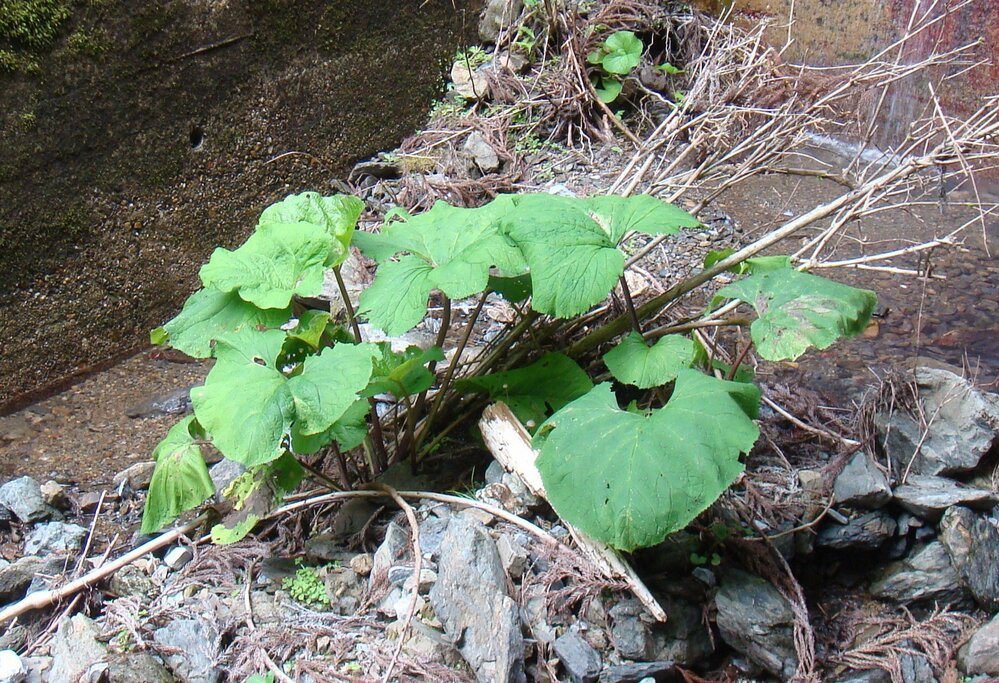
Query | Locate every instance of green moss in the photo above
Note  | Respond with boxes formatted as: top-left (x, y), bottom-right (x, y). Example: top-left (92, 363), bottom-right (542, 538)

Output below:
top-left (0, 0), bottom-right (71, 71)
top-left (65, 26), bottom-right (108, 56)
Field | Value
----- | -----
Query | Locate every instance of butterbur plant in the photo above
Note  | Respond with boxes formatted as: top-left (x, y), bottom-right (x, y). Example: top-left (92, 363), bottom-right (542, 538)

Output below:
top-left (587, 30), bottom-right (644, 103)
top-left (143, 189), bottom-right (876, 552)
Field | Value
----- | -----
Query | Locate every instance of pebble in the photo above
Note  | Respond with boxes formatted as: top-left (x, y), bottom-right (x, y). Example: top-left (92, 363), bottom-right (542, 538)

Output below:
top-left (0, 650), bottom-right (25, 683)
top-left (163, 546), bottom-right (193, 571)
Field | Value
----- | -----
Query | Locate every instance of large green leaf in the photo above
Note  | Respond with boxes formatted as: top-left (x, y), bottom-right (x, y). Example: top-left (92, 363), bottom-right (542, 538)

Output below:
top-left (141, 416), bottom-right (215, 534)
top-left (584, 195), bottom-right (701, 243)
top-left (603, 332), bottom-right (695, 389)
top-left (362, 344), bottom-right (445, 398)
top-left (456, 352), bottom-right (593, 429)
top-left (191, 329), bottom-right (293, 467)
top-left (355, 199), bottom-right (526, 334)
top-left (535, 371), bottom-right (760, 551)
top-left (600, 31), bottom-right (643, 75)
top-left (715, 268), bottom-right (877, 361)
top-left (290, 399), bottom-right (370, 454)
top-left (153, 288), bottom-right (292, 358)
top-left (199, 221), bottom-right (333, 309)
top-left (286, 341), bottom-right (379, 435)
top-left (259, 192), bottom-right (363, 266)
top-left (500, 195), bottom-right (623, 318)
top-left (357, 255), bottom-right (435, 335)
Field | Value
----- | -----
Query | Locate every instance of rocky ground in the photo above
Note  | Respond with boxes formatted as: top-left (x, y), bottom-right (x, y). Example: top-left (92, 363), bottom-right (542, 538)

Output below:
top-left (0, 1), bottom-right (998, 682)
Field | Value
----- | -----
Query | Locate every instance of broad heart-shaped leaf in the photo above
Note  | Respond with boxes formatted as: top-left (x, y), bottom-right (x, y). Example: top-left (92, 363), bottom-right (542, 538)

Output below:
top-left (500, 195), bottom-right (624, 318)
top-left (535, 371), bottom-right (761, 551)
top-left (595, 78), bottom-right (623, 103)
top-left (584, 195), bottom-right (701, 244)
top-left (286, 341), bottom-right (379, 435)
top-left (715, 268), bottom-right (877, 361)
top-left (455, 352), bottom-right (593, 429)
top-left (355, 199), bottom-right (526, 334)
top-left (603, 332), bottom-right (695, 389)
top-left (290, 399), bottom-right (370, 454)
top-left (363, 344), bottom-right (445, 398)
top-left (357, 255), bottom-right (435, 335)
top-left (141, 416), bottom-right (214, 534)
top-left (154, 288), bottom-right (292, 358)
top-left (199, 221), bottom-right (334, 309)
top-left (258, 192), bottom-right (363, 266)
top-left (191, 329), bottom-right (293, 467)
top-left (601, 31), bottom-right (643, 74)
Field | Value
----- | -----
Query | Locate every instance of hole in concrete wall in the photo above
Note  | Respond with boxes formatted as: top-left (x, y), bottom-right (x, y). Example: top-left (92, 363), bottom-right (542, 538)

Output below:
top-left (189, 125), bottom-right (204, 150)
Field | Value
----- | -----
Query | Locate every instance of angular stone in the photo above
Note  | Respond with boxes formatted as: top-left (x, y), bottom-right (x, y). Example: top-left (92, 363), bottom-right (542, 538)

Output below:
top-left (0, 556), bottom-right (66, 603)
top-left (496, 534), bottom-right (528, 579)
top-left (479, 0), bottom-right (524, 42)
top-left (598, 661), bottom-right (677, 683)
top-left (876, 367), bottom-right (999, 476)
top-left (107, 652), bottom-right (174, 683)
top-left (451, 62), bottom-right (489, 100)
top-left (958, 613), bottom-right (999, 675)
top-left (715, 570), bottom-right (797, 680)
top-left (939, 506), bottom-right (999, 609)
top-left (608, 598), bottom-right (650, 660)
top-left (124, 388), bottom-right (192, 419)
top-left (816, 511), bottom-right (897, 551)
top-left (0, 649), bottom-right (25, 683)
top-left (554, 630), bottom-right (601, 683)
top-left (152, 618), bottom-right (221, 683)
top-left (0, 477), bottom-right (52, 523)
top-left (870, 541), bottom-right (964, 603)
top-left (834, 452), bottom-right (891, 509)
top-left (464, 131), bottom-right (501, 174)
top-left (893, 475), bottom-right (998, 521)
top-left (109, 565), bottom-right (156, 600)
top-left (39, 481), bottom-right (68, 509)
top-left (370, 522), bottom-right (409, 588)
top-left (429, 515), bottom-right (525, 683)
top-left (652, 596), bottom-right (714, 665)
top-left (23, 521), bottom-right (87, 557)
top-left (113, 462), bottom-right (157, 491)
top-left (48, 615), bottom-right (107, 683)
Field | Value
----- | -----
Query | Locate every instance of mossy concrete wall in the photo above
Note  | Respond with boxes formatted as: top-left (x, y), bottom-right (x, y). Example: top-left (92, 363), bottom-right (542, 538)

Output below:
top-left (0, 0), bottom-right (477, 410)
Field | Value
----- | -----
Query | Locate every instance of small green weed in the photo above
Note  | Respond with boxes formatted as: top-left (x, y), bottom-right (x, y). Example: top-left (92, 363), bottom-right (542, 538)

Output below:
top-left (282, 562), bottom-right (332, 608)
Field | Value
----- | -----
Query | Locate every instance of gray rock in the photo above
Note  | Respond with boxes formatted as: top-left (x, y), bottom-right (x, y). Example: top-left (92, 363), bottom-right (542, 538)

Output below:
top-left (112, 462), bottom-right (157, 491)
top-left (939, 506), bottom-right (999, 609)
top-left (401, 621), bottom-right (462, 668)
top-left (39, 481), bottom-right (67, 509)
top-left (451, 61), bottom-right (489, 100)
top-left (125, 388), bottom-right (192, 419)
top-left (958, 613), bottom-right (999, 675)
top-left (21, 656), bottom-right (49, 683)
top-left (496, 534), bottom-right (528, 579)
top-left (485, 460), bottom-right (506, 485)
top-left (608, 599), bottom-right (650, 660)
top-left (479, 0), bottom-right (524, 42)
top-left (349, 158), bottom-right (402, 182)
top-left (109, 564), bottom-right (156, 600)
top-left (464, 131), bottom-right (501, 174)
top-left (429, 514), bottom-right (525, 683)
top-left (893, 475), bottom-right (998, 520)
top-left (107, 652), bottom-right (174, 683)
top-left (876, 367), bottom-right (999, 476)
top-left (0, 477), bottom-right (52, 523)
top-left (900, 652), bottom-right (937, 683)
top-left (152, 618), bottom-right (221, 683)
top-left (652, 597), bottom-right (714, 665)
top-left (0, 556), bottom-right (67, 602)
top-left (387, 565), bottom-right (437, 590)
top-left (23, 522), bottom-right (87, 557)
top-left (834, 452), bottom-right (891, 508)
top-left (598, 661), bottom-right (677, 683)
top-left (208, 459), bottom-right (245, 500)
top-left (554, 630), bottom-right (601, 683)
top-left (831, 669), bottom-right (891, 683)
top-left (164, 546), bottom-right (193, 571)
top-left (370, 521), bottom-right (409, 588)
top-left (870, 541), bottom-right (964, 603)
top-left (0, 650), bottom-right (25, 683)
top-left (418, 514), bottom-right (449, 558)
top-left (715, 570), bottom-right (797, 680)
top-left (48, 614), bottom-right (107, 683)
top-left (816, 511), bottom-right (897, 551)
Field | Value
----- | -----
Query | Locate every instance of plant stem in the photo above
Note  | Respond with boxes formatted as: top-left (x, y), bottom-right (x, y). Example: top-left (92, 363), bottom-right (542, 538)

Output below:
top-left (333, 264), bottom-right (389, 475)
top-left (417, 293), bottom-right (488, 452)
top-left (644, 317), bottom-right (749, 340)
top-left (398, 297), bottom-right (452, 460)
top-left (726, 339), bottom-right (753, 381)
top-left (618, 274), bottom-right (643, 336)
top-left (328, 443), bottom-right (352, 490)
top-left (298, 460), bottom-right (342, 492)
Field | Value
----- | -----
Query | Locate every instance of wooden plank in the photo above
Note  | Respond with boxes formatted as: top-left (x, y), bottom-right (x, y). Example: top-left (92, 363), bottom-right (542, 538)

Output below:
top-left (479, 402), bottom-right (668, 622)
